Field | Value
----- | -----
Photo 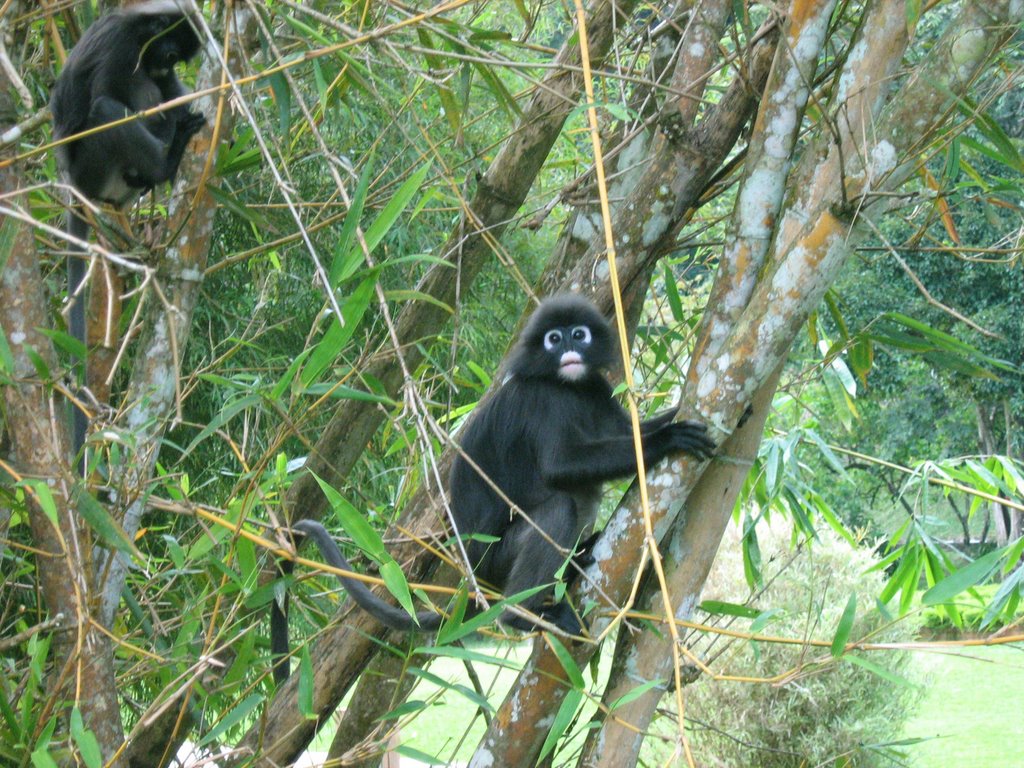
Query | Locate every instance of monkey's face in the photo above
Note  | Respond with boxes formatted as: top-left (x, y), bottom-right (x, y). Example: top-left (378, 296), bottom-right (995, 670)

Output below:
top-left (508, 294), bottom-right (614, 383)
top-left (542, 324), bottom-right (595, 382)
top-left (138, 14), bottom-right (200, 74)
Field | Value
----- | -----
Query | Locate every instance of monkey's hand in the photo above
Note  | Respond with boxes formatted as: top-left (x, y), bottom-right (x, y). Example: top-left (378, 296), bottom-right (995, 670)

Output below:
top-left (544, 601), bottom-right (588, 638)
top-left (570, 530), bottom-right (601, 573)
top-left (659, 419), bottom-right (716, 460)
top-left (180, 110), bottom-right (207, 140)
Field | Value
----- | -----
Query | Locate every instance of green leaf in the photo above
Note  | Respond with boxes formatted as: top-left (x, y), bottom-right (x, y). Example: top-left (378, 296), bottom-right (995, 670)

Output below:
top-left (417, 29), bottom-right (462, 134)
top-left (72, 485), bottom-right (142, 559)
top-left (699, 600), bottom-right (760, 619)
top-left (270, 348), bottom-right (313, 401)
top-left (30, 750), bottom-right (59, 768)
top-left (471, 61), bottom-right (522, 118)
top-left (310, 472), bottom-right (417, 618)
top-left (0, 325), bottom-right (14, 374)
top-left (538, 689), bottom-right (582, 761)
top-left (69, 708), bottom-right (102, 768)
top-left (379, 700), bottom-right (429, 720)
top-left (197, 693), bottom-right (264, 746)
top-left (22, 480), bottom-right (58, 525)
top-left (182, 394), bottom-right (263, 457)
top-left (408, 666), bottom-right (495, 712)
top-left (878, 313), bottom-right (1014, 372)
top-left (280, 14), bottom-right (331, 46)
top-left (379, 560), bottom-right (415, 620)
top-left (300, 276), bottom-right (376, 387)
top-left (435, 586), bottom-right (545, 645)
top-left (329, 163), bottom-right (372, 285)
top-left (362, 162), bottom-right (432, 254)
top-left (905, 0), bottom-right (921, 38)
top-left (206, 185), bottom-right (268, 228)
top-left (922, 548), bottom-right (1004, 606)
top-left (267, 71), bottom-right (291, 134)
top-left (848, 335), bottom-right (874, 386)
top-left (383, 289), bottom-right (453, 314)
top-left (609, 679), bottom-right (665, 711)
top-left (297, 647), bottom-right (316, 719)
top-left (413, 645), bottom-right (524, 671)
top-left (842, 654), bottom-right (914, 688)
top-left (830, 593), bottom-right (857, 658)
top-left (311, 472), bottom-right (385, 559)
top-left (395, 745), bottom-right (446, 765)
top-left (982, 565), bottom-right (1024, 628)
top-left (547, 635), bottom-right (585, 688)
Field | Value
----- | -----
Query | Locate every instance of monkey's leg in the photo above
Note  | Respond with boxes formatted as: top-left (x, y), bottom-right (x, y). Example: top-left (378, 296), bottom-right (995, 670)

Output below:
top-left (497, 495), bottom-right (585, 635)
top-left (73, 97), bottom-right (174, 195)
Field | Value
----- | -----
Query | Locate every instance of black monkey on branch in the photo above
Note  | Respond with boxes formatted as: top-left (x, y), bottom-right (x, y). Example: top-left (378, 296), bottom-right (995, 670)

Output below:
top-left (272, 294), bottom-right (715, 682)
top-left (50, 0), bottom-right (206, 462)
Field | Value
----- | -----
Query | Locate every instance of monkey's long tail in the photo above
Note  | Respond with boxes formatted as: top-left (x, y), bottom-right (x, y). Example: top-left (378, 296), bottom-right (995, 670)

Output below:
top-left (271, 519), bottom-right (442, 685)
top-left (65, 208), bottom-right (90, 474)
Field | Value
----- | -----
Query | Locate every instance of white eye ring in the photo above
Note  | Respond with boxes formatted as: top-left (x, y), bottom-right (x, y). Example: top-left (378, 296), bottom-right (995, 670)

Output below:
top-left (571, 325), bottom-right (592, 344)
top-left (543, 330), bottom-right (562, 351)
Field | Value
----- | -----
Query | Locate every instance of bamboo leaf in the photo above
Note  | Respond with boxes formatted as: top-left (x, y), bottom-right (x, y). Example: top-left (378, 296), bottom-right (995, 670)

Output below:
top-left (831, 593), bottom-right (857, 657)
top-left (843, 655), bottom-right (914, 687)
top-left (922, 549), bottom-right (1004, 606)
top-left (197, 693), bottom-right (264, 746)
top-left (72, 485), bottom-right (142, 560)
top-left (538, 689), bottom-right (582, 762)
top-left (69, 708), bottom-right (101, 768)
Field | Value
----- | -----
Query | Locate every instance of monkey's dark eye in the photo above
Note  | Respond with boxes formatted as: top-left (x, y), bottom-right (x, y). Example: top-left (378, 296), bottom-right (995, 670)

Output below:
top-left (543, 330), bottom-right (563, 351)
top-left (571, 326), bottom-right (592, 344)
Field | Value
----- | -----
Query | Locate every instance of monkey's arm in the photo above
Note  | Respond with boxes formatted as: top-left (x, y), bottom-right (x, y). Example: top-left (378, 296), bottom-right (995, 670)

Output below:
top-left (540, 420), bottom-right (714, 490)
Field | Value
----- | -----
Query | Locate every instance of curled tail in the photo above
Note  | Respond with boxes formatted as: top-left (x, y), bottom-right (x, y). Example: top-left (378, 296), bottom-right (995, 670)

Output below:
top-left (271, 519), bottom-right (441, 685)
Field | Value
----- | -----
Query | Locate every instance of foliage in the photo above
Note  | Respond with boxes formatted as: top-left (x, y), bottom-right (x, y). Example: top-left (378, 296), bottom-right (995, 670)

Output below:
top-left (681, 522), bottom-right (922, 768)
top-left (917, 583), bottom-right (1024, 634)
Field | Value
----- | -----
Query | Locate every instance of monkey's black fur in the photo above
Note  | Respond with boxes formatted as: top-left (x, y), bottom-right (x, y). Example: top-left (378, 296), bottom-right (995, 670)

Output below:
top-left (50, 0), bottom-right (205, 462)
top-left (272, 295), bottom-right (715, 683)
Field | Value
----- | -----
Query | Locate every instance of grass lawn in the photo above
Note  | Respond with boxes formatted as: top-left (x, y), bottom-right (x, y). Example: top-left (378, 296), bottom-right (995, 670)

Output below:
top-left (902, 644), bottom-right (1024, 768)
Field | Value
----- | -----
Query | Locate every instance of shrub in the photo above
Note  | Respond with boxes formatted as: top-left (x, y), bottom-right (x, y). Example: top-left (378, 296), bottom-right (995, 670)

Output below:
top-left (676, 521), bottom-right (921, 768)
top-left (918, 582), bottom-right (1024, 636)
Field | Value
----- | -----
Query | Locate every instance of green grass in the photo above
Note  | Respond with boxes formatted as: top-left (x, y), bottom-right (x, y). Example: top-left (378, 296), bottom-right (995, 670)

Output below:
top-left (902, 645), bottom-right (1024, 768)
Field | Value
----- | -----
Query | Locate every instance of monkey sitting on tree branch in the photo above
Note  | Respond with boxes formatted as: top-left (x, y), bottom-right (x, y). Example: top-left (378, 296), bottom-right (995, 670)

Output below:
top-left (273, 294), bottom-right (715, 683)
top-left (49, 0), bottom-right (206, 465)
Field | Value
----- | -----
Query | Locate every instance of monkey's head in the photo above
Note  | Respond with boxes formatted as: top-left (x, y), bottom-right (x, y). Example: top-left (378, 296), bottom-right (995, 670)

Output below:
top-left (508, 294), bottom-right (614, 384)
top-left (133, 2), bottom-right (202, 75)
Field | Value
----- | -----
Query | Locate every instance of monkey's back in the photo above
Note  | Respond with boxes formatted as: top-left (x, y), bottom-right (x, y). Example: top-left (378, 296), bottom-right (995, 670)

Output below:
top-left (51, 13), bottom-right (136, 141)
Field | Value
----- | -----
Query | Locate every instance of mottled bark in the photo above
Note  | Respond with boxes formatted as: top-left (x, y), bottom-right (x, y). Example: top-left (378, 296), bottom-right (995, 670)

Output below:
top-left (581, 364), bottom-right (781, 765)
